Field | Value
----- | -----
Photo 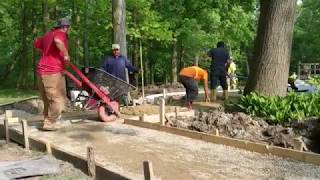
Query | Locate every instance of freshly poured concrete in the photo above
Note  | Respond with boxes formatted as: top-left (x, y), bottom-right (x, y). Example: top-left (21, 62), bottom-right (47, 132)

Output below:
top-left (7, 119), bottom-right (320, 180)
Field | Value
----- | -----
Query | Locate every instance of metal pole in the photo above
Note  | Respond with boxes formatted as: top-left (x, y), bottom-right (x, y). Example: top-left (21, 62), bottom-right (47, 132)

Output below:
top-left (140, 39), bottom-right (145, 103)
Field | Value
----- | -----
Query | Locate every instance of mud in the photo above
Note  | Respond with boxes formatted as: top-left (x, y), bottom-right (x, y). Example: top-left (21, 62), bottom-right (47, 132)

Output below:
top-left (167, 110), bottom-right (320, 152)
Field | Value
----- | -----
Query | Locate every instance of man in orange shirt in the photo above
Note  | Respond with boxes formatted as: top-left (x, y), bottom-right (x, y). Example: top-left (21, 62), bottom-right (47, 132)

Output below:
top-left (179, 65), bottom-right (210, 109)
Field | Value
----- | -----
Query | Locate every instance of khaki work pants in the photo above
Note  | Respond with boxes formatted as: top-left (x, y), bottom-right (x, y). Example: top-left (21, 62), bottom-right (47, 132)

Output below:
top-left (38, 73), bottom-right (66, 126)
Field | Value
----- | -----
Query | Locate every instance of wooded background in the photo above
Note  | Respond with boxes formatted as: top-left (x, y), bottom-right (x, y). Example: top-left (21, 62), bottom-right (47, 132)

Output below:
top-left (0, 0), bottom-right (317, 93)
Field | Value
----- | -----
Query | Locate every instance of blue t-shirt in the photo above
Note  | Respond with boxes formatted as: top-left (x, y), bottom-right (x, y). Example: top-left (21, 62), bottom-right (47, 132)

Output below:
top-left (208, 47), bottom-right (230, 70)
top-left (101, 55), bottom-right (137, 81)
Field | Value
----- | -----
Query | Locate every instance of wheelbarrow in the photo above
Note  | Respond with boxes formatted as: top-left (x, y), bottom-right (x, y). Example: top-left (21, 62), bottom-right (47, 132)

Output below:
top-left (64, 63), bottom-right (136, 122)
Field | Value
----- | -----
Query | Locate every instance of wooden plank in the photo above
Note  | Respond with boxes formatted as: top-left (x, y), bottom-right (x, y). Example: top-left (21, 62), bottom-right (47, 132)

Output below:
top-left (162, 89), bottom-right (166, 99)
top-left (159, 126), bottom-right (202, 140)
top-left (143, 161), bottom-right (155, 180)
top-left (87, 146), bottom-right (96, 179)
top-left (139, 114), bottom-right (145, 122)
top-left (174, 107), bottom-right (179, 119)
top-left (303, 152), bottom-right (320, 166)
top-left (21, 119), bottom-right (29, 150)
top-left (4, 119), bottom-right (9, 143)
top-left (46, 143), bottom-right (52, 154)
top-left (5, 110), bottom-right (13, 119)
top-left (7, 117), bottom-right (19, 123)
top-left (159, 98), bottom-right (165, 125)
top-left (124, 119), bottom-right (160, 131)
top-left (244, 142), bottom-right (270, 154)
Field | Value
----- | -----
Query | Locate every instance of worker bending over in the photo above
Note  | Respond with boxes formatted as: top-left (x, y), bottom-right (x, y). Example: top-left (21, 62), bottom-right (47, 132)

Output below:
top-left (179, 65), bottom-right (210, 109)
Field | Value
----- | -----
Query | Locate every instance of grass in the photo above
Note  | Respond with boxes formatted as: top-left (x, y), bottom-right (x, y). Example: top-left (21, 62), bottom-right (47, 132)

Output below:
top-left (0, 88), bottom-right (38, 105)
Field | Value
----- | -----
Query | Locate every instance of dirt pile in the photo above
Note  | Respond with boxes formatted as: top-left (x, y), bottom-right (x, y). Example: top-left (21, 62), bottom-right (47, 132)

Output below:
top-left (167, 110), bottom-right (313, 150)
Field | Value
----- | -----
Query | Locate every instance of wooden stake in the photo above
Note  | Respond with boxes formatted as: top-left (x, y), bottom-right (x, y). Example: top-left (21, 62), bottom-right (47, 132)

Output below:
top-left (159, 98), bottom-right (165, 125)
top-left (143, 160), bottom-right (155, 180)
top-left (174, 107), bottom-right (179, 118)
top-left (4, 119), bottom-right (9, 143)
top-left (215, 129), bottom-right (219, 136)
top-left (7, 117), bottom-right (19, 123)
top-left (21, 119), bottom-right (29, 150)
top-left (139, 39), bottom-right (145, 104)
top-left (125, 68), bottom-right (131, 107)
top-left (163, 88), bottom-right (166, 99)
top-left (5, 110), bottom-right (13, 119)
top-left (46, 143), bottom-right (52, 154)
top-left (139, 114), bottom-right (145, 122)
top-left (87, 146), bottom-right (96, 179)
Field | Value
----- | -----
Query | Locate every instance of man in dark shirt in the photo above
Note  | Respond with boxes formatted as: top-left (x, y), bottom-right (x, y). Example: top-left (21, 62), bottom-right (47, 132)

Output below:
top-left (101, 44), bottom-right (138, 81)
top-left (208, 41), bottom-right (230, 101)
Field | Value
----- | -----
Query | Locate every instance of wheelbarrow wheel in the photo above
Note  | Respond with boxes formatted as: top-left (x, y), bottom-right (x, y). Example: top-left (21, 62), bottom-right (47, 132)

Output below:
top-left (98, 102), bottom-right (119, 122)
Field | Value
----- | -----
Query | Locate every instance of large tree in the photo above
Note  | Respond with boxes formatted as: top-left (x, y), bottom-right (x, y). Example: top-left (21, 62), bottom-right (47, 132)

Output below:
top-left (245, 0), bottom-right (297, 96)
top-left (112, 0), bottom-right (127, 57)
top-left (292, 0), bottom-right (320, 68)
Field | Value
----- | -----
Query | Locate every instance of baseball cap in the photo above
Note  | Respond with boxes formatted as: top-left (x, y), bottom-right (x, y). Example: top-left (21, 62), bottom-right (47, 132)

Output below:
top-left (56, 18), bottom-right (70, 28)
top-left (112, 44), bottom-right (120, 50)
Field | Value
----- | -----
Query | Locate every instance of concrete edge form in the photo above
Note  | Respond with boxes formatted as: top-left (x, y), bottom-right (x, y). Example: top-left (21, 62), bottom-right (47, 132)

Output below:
top-left (123, 118), bottom-right (320, 166)
top-left (0, 124), bottom-right (130, 180)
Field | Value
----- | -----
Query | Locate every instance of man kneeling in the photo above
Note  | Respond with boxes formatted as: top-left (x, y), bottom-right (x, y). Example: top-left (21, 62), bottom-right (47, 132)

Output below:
top-left (179, 65), bottom-right (210, 109)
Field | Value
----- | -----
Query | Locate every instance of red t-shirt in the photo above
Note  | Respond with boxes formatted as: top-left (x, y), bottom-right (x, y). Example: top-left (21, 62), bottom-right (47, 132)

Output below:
top-left (34, 29), bottom-right (68, 75)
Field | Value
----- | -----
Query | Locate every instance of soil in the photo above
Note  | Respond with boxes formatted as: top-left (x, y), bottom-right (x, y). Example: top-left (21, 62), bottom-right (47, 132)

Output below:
top-left (0, 140), bottom-right (89, 179)
top-left (166, 109), bottom-right (320, 152)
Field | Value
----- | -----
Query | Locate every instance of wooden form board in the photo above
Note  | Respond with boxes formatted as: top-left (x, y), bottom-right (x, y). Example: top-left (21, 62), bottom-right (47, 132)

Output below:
top-left (0, 124), bottom-right (130, 180)
top-left (123, 118), bottom-right (320, 166)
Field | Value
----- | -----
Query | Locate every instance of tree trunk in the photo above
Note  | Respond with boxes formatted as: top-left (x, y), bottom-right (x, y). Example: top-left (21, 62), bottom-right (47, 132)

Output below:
top-left (83, 0), bottom-right (89, 68)
top-left (17, 1), bottom-right (29, 88)
top-left (32, 0), bottom-right (37, 89)
top-left (134, 38), bottom-right (139, 87)
top-left (244, 0), bottom-right (297, 96)
top-left (171, 39), bottom-right (178, 83)
top-left (72, 0), bottom-right (80, 64)
top-left (112, 0), bottom-right (127, 57)
top-left (42, 0), bottom-right (49, 33)
top-left (179, 45), bottom-right (185, 70)
top-left (194, 55), bottom-right (199, 66)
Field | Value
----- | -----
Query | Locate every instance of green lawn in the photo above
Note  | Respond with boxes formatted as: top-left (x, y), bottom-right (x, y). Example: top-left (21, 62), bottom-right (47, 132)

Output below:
top-left (0, 89), bottom-right (38, 105)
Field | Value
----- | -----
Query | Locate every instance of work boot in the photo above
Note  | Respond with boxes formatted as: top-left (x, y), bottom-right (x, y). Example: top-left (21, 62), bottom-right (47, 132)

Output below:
top-left (223, 90), bottom-right (228, 100)
top-left (42, 122), bottom-right (58, 131)
top-left (42, 117), bottom-right (60, 131)
top-left (211, 90), bottom-right (217, 102)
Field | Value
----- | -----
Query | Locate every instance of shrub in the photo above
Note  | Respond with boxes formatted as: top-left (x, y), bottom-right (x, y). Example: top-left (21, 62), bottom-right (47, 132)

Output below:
top-left (238, 92), bottom-right (320, 123)
top-left (308, 75), bottom-right (320, 89)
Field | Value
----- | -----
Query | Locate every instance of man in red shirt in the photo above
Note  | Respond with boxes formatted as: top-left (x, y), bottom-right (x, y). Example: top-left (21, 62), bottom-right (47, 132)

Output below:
top-left (34, 18), bottom-right (71, 131)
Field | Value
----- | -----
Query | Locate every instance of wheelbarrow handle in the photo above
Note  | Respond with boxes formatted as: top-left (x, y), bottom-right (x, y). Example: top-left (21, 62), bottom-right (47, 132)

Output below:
top-left (65, 63), bottom-right (119, 115)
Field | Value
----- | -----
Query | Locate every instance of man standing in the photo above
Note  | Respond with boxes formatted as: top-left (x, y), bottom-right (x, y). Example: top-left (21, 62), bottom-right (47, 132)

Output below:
top-left (208, 41), bottom-right (230, 101)
top-left (34, 18), bottom-right (71, 131)
top-left (226, 58), bottom-right (237, 90)
top-left (101, 44), bottom-right (138, 82)
top-left (179, 65), bottom-right (210, 110)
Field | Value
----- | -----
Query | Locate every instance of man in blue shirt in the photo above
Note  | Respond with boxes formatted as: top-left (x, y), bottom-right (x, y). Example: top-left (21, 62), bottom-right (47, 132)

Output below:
top-left (208, 41), bottom-right (230, 101)
top-left (101, 44), bottom-right (138, 82)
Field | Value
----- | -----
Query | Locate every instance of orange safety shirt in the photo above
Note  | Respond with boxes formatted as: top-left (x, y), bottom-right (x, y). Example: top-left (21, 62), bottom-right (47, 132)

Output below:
top-left (179, 66), bottom-right (208, 81)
